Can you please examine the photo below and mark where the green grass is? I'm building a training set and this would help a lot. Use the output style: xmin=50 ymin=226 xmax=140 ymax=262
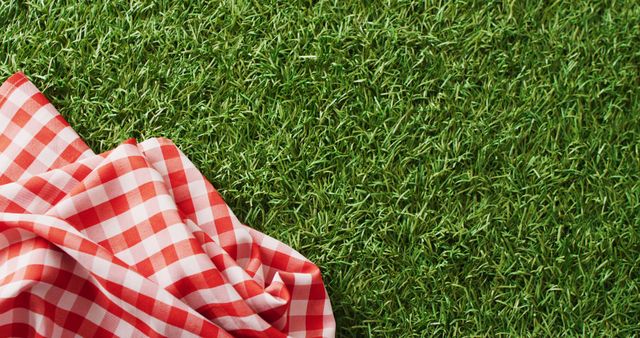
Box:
xmin=2 ymin=1 xmax=639 ymax=336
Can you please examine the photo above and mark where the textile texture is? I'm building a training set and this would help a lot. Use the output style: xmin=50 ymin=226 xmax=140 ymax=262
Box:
xmin=0 ymin=72 xmax=335 ymax=337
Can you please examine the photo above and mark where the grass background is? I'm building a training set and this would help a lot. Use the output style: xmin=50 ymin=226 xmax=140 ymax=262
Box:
xmin=1 ymin=0 xmax=639 ymax=336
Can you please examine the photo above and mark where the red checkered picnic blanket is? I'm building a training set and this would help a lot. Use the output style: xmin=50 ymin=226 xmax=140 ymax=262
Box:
xmin=0 ymin=72 xmax=335 ymax=337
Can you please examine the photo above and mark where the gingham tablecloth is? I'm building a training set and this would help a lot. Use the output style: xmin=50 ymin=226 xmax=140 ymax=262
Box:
xmin=0 ymin=72 xmax=335 ymax=337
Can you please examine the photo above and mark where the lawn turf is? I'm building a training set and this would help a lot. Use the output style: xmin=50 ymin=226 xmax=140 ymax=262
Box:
xmin=1 ymin=0 xmax=639 ymax=336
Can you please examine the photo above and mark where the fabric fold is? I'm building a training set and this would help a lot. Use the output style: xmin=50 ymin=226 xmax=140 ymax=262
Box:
xmin=0 ymin=72 xmax=335 ymax=337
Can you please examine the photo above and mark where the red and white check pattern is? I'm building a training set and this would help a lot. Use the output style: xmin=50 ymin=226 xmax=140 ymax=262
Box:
xmin=0 ymin=72 xmax=335 ymax=337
